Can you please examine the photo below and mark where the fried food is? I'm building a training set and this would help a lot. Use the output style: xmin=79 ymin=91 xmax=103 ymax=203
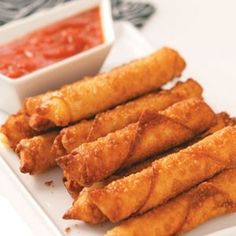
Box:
xmin=65 ymin=126 xmax=236 ymax=223
xmin=57 ymin=98 xmax=215 ymax=186
xmin=105 ymin=168 xmax=236 ymax=236
xmin=64 ymin=144 xmax=155 ymax=200
xmin=14 ymin=79 xmax=202 ymax=175
xmin=62 ymin=112 xmax=236 ymax=200
xmin=201 ymin=112 xmax=236 ymax=136
xmin=0 ymin=111 xmax=39 ymax=149
xmin=52 ymin=79 xmax=202 ymax=156
xmin=24 ymin=47 xmax=186 ymax=131
xmin=63 ymin=173 xmax=84 ymax=199
xmin=16 ymin=131 xmax=59 ymax=174
xmin=63 ymin=155 xmax=153 ymax=222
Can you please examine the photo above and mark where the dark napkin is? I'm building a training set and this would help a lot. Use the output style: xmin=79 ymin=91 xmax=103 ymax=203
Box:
xmin=0 ymin=0 xmax=155 ymax=27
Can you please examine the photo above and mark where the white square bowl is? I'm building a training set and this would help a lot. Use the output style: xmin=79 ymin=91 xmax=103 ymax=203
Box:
xmin=0 ymin=0 xmax=115 ymax=114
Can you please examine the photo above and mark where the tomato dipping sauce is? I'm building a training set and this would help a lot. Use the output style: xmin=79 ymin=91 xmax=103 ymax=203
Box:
xmin=0 ymin=7 xmax=103 ymax=79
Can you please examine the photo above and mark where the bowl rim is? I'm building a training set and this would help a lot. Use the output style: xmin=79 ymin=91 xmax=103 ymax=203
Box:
xmin=0 ymin=0 xmax=115 ymax=84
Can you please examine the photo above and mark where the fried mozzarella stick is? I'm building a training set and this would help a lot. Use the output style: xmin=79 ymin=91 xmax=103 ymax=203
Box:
xmin=0 ymin=111 xmax=39 ymax=149
xmin=66 ymin=126 xmax=236 ymax=223
xmin=105 ymin=168 xmax=236 ymax=236
xmin=64 ymin=154 xmax=155 ymax=222
xmin=63 ymin=112 xmax=236 ymax=201
xmin=52 ymin=79 xmax=202 ymax=155
xmin=0 ymin=90 xmax=58 ymax=148
xmin=16 ymin=79 xmax=202 ymax=175
xmin=57 ymin=98 xmax=215 ymax=186
xmin=202 ymin=112 xmax=236 ymax=136
xmin=24 ymin=47 xmax=186 ymax=131
xmin=16 ymin=131 xmax=59 ymax=174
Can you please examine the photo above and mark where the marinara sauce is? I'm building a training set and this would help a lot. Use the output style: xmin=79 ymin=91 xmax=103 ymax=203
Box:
xmin=0 ymin=7 xmax=103 ymax=79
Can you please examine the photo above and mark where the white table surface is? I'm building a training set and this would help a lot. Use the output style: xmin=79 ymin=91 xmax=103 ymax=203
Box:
xmin=1 ymin=0 xmax=236 ymax=235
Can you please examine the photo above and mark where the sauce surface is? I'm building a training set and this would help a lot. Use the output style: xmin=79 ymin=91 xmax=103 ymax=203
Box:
xmin=0 ymin=7 xmax=103 ymax=79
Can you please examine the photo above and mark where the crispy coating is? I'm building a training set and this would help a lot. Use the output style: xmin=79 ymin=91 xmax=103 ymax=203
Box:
xmin=6 ymin=79 xmax=202 ymax=177
xmin=16 ymin=131 xmax=59 ymax=174
xmin=63 ymin=173 xmax=84 ymax=199
xmin=24 ymin=47 xmax=186 ymax=131
xmin=63 ymin=135 xmax=161 ymax=199
xmin=57 ymin=98 xmax=216 ymax=186
xmin=62 ymin=112 xmax=236 ymax=201
xmin=4 ymin=79 xmax=201 ymax=177
xmin=0 ymin=111 xmax=39 ymax=149
xmin=202 ymin=112 xmax=236 ymax=136
xmin=52 ymin=79 xmax=202 ymax=155
xmin=77 ymin=126 xmax=236 ymax=222
xmin=63 ymin=156 xmax=159 ymax=222
xmin=63 ymin=114 xmax=236 ymax=222
xmin=63 ymin=156 xmax=153 ymax=200
xmin=64 ymin=183 xmax=107 ymax=223
xmin=105 ymin=168 xmax=236 ymax=236
xmin=23 ymin=91 xmax=55 ymax=114
xmin=52 ymin=119 xmax=93 ymax=156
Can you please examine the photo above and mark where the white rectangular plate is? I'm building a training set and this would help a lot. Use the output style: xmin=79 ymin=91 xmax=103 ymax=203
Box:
xmin=0 ymin=22 xmax=235 ymax=236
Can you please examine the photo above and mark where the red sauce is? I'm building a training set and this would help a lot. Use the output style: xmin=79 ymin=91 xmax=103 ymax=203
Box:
xmin=0 ymin=7 xmax=103 ymax=79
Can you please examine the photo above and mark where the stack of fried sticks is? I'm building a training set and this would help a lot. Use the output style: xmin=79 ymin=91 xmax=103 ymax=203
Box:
xmin=1 ymin=47 xmax=236 ymax=236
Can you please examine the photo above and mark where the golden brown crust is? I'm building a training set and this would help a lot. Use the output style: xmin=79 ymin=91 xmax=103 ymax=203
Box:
xmin=63 ymin=175 xmax=84 ymax=199
xmin=82 ymin=126 xmax=236 ymax=222
xmin=203 ymin=112 xmax=236 ymax=135
xmin=105 ymin=169 xmax=236 ymax=236
xmin=0 ymin=111 xmax=40 ymax=149
xmin=57 ymin=98 xmax=215 ymax=186
xmin=63 ymin=187 xmax=107 ymax=224
xmin=55 ymin=79 xmax=203 ymax=198
xmin=52 ymin=79 xmax=202 ymax=155
xmin=52 ymin=119 xmax=93 ymax=156
xmin=63 ymin=113 xmax=236 ymax=221
xmin=5 ymin=80 xmax=202 ymax=180
xmin=59 ymin=112 xmax=235 ymax=200
xmin=63 ymin=147 xmax=156 ymax=200
xmin=16 ymin=131 xmax=59 ymax=174
xmin=23 ymin=91 xmax=54 ymax=116
xmin=25 ymin=47 xmax=186 ymax=131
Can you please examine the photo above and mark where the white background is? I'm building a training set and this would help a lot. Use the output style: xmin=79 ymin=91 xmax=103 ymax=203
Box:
xmin=142 ymin=0 xmax=236 ymax=116
xmin=1 ymin=0 xmax=236 ymax=235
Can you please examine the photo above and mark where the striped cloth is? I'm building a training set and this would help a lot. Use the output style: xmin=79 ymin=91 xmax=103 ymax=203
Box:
xmin=0 ymin=0 xmax=155 ymax=28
